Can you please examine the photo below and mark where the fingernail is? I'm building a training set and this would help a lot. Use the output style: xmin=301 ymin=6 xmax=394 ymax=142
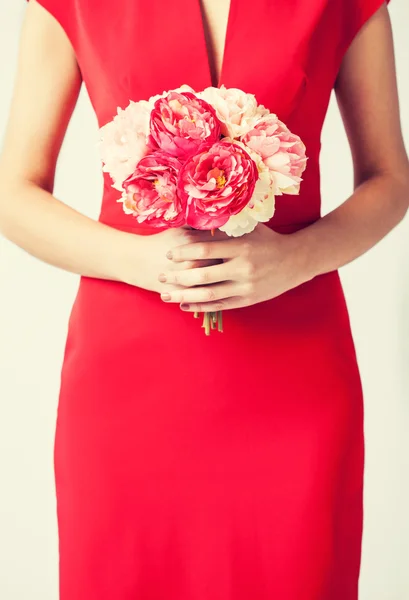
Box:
xmin=166 ymin=251 xmax=173 ymax=260
xmin=158 ymin=273 xmax=167 ymax=283
xmin=180 ymin=303 xmax=190 ymax=311
xmin=161 ymin=293 xmax=171 ymax=301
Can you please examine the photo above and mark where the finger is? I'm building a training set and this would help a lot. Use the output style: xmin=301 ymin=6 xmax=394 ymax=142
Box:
xmin=168 ymin=240 xmax=239 ymax=263
xmin=180 ymin=296 xmax=246 ymax=313
xmin=174 ymin=259 xmax=222 ymax=271
xmin=187 ymin=229 xmax=229 ymax=241
xmin=160 ymin=282 xmax=239 ymax=305
xmin=160 ymin=263 xmax=232 ymax=287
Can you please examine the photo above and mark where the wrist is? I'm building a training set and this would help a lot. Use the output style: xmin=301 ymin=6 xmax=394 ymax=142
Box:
xmin=286 ymin=228 xmax=319 ymax=285
xmin=107 ymin=227 xmax=147 ymax=285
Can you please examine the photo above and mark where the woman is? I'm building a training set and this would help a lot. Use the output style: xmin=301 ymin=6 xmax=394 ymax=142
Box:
xmin=0 ymin=0 xmax=407 ymax=598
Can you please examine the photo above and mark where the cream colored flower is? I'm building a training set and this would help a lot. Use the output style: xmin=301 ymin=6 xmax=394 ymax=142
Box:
xmin=219 ymin=141 xmax=275 ymax=237
xmin=198 ymin=85 xmax=269 ymax=138
xmin=98 ymin=100 xmax=152 ymax=191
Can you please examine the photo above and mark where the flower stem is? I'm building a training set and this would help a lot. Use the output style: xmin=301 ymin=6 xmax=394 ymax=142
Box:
xmin=217 ymin=310 xmax=223 ymax=332
xmin=196 ymin=311 xmax=223 ymax=335
xmin=206 ymin=313 xmax=212 ymax=335
xmin=202 ymin=312 xmax=211 ymax=336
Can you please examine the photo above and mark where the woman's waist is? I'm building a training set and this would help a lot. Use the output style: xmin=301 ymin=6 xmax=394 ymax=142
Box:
xmin=58 ymin=270 xmax=360 ymax=392
xmin=66 ymin=268 xmax=349 ymax=345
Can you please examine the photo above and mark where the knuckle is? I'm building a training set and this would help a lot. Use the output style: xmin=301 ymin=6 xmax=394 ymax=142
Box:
xmin=206 ymin=288 xmax=217 ymax=301
xmin=243 ymin=260 xmax=256 ymax=280
xmin=199 ymin=269 xmax=210 ymax=285
xmin=241 ymin=241 xmax=252 ymax=258
xmin=196 ymin=244 xmax=210 ymax=260
xmin=214 ymin=302 xmax=224 ymax=311
xmin=244 ymin=281 xmax=256 ymax=296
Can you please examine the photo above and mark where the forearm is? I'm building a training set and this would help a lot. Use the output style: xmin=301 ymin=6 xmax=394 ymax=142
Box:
xmin=293 ymin=173 xmax=409 ymax=280
xmin=0 ymin=178 xmax=140 ymax=281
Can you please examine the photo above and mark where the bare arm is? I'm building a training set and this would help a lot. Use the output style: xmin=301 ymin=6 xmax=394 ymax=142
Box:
xmin=0 ymin=1 xmax=148 ymax=282
xmin=156 ymin=3 xmax=409 ymax=314
xmin=292 ymin=3 xmax=409 ymax=278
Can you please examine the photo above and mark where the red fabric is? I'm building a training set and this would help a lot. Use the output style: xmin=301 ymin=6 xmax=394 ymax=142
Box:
xmin=26 ymin=1 xmax=390 ymax=599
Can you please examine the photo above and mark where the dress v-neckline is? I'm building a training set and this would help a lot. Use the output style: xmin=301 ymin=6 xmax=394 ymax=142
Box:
xmin=195 ymin=0 xmax=235 ymax=88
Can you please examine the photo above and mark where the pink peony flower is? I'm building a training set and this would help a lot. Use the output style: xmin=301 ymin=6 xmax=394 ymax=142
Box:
xmin=198 ymin=85 xmax=270 ymax=138
xmin=148 ymin=91 xmax=222 ymax=159
xmin=178 ymin=141 xmax=258 ymax=230
xmin=121 ymin=152 xmax=186 ymax=227
xmin=241 ymin=114 xmax=307 ymax=194
xmin=147 ymin=84 xmax=196 ymax=107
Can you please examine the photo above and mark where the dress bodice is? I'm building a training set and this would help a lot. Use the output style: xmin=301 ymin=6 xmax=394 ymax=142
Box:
xmin=28 ymin=0 xmax=390 ymax=232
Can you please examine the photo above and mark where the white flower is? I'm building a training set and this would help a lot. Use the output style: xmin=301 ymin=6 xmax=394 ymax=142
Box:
xmin=198 ymin=85 xmax=269 ymax=139
xmin=219 ymin=143 xmax=275 ymax=237
xmin=271 ymin=171 xmax=302 ymax=195
xmin=98 ymin=100 xmax=153 ymax=191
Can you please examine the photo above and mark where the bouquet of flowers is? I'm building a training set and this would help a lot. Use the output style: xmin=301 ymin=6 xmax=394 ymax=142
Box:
xmin=99 ymin=85 xmax=307 ymax=335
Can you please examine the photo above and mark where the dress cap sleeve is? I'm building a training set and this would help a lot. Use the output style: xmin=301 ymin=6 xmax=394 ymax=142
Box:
xmin=26 ymin=0 xmax=66 ymax=33
xmin=334 ymin=0 xmax=392 ymax=74
xmin=344 ymin=0 xmax=391 ymax=52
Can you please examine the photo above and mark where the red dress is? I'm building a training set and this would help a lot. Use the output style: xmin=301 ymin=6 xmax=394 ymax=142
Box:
xmin=27 ymin=1 xmax=390 ymax=598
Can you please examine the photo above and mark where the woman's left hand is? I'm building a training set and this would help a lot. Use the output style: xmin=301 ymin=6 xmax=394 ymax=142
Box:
xmin=158 ymin=224 xmax=313 ymax=313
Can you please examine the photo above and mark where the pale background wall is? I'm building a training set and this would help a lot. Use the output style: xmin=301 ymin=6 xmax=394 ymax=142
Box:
xmin=0 ymin=1 xmax=408 ymax=599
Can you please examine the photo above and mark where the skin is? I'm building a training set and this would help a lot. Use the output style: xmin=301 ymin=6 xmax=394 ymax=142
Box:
xmin=161 ymin=1 xmax=409 ymax=313
xmin=0 ymin=1 xmax=408 ymax=314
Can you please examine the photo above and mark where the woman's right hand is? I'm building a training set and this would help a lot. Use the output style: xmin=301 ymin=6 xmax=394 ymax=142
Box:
xmin=117 ymin=226 xmax=225 ymax=294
